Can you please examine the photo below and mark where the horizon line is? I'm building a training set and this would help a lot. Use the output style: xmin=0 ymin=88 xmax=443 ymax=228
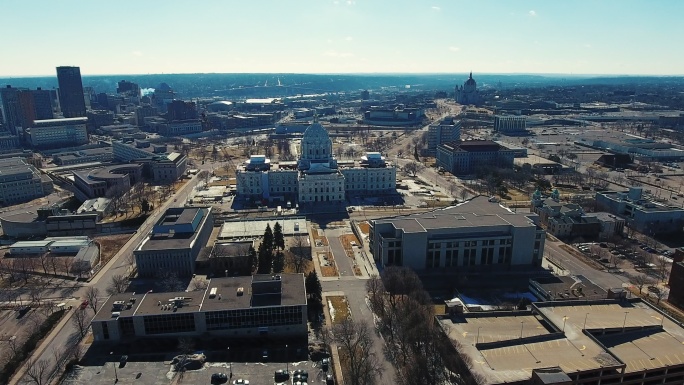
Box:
xmin=1 ymin=71 xmax=684 ymax=79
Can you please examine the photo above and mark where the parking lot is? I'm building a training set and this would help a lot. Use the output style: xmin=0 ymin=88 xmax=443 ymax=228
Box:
xmin=63 ymin=358 xmax=329 ymax=385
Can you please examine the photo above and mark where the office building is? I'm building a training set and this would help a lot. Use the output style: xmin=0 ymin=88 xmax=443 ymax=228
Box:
xmin=56 ymin=66 xmax=87 ymax=118
xmin=668 ymin=260 xmax=684 ymax=310
xmin=112 ymin=139 xmax=187 ymax=182
xmin=455 ymin=72 xmax=481 ymax=106
xmin=167 ymin=100 xmax=198 ymax=121
xmin=370 ymin=196 xmax=545 ymax=270
xmin=73 ymin=164 xmax=142 ymax=199
xmin=91 ymin=273 xmax=306 ymax=342
xmin=438 ymin=299 xmax=684 ymax=385
xmin=0 ymin=85 xmax=21 ymax=135
xmin=427 ymin=117 xmax=461 ymax=155
xmin=0 ymin=157 xmax=53 ymax=205
xmin=52 ymin=146 xmax=113 ymax=166
xmin=236 ymin=121 xmax=396 ymax=206
xmin=134 ymin=207 xmax=214 ymax=277
xmin=531 ymin=189 xmax=625 ymax=239
xmin=595 ymin=187 xmax=684 ymax=235
xmin=158 ymin=119 xmax=203 ymax=136
xmin=116 ymin=80 xmax=141 ymax=99
xmin=494 ymin=115 xmax=527 ymax=133
xmin=27 ymin=117 xmax=88 ymax=149
xmin=436 ymin=140 xmax=516 ymax=175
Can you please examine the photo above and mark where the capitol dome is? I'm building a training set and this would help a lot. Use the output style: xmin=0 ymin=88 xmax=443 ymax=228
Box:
xmin=300 ymin=121 xmax=332 ymax=163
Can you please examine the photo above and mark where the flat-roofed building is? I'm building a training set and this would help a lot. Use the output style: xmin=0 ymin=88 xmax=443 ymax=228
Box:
xmin=90 ymin=274 xmax=306 ymax=341
xmin=112 ymin=139 xmax=187 ymax=182
xmin=438 ymin=299 xmax=684 ymax=385
xmin=596 ymin=187 xmax=684 ymax=235
xmin=0 ymin=157 xmax=53 ymax=205
xmin=52 ymin=146 xmax=113 ymax=166
xmin=436 ymin=140 xmax=516 ymax=175
xmin=427 ymin=117 xmax=461 ymax=154
xmin=134 ymin=207 xmax=214 ymax=277
xmin=370 ymin=196 xmax=545 ymax=271
xmin=73 ymin=163 xmax=142 ymax=199
xmin=494 ymin=114 xmax=527 ymax=133
xmin=27 ymin=117 xmax=88 ymax=149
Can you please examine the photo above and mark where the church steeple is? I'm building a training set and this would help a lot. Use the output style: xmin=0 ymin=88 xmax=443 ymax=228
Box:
xmin=469 ymin=71 xmax=472 ymax=79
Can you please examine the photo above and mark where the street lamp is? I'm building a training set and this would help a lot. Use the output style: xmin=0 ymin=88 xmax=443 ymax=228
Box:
xmin=227 ymin=347 xmax=232 ymax=378
xmin=563 ymin=316 xmax=568 ymax=333
xmin=285 ymin=344 xmax=289 ymax=372
xmin=584 ymin=313 xmax=589 ymax=330
xmin=623 ymin=312 xmax=629 ymax=331
xmin=110 ymin=351 xmax=118 ymax=383
xmin=520 ymin=321 xmax=524 ymax=339
xmin=476 ymin=327 xmax=482 ymax=345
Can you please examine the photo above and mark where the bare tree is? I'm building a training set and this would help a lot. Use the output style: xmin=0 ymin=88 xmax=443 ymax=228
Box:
xmin=157 ymin=271 xmax=184 ymax=292
xmin=85 ymin=286 xmax=101 ymax=313
xmin=402 ymin=161 xmax=424 ymax=177
xmin=653 ymin=287 xmax=666 ymax=304
xmin=289 ymin=235 xmax=310 ymax=274
xmin=39 ymin=253 xmax=50 ymax=274
xmin=72 ymin=308 xmax=89 ymax=338
xmin=106 ymin=274 xmax=128 ymax=295
xmin=459 ymin=188 xmax=469 ymax=202
xmin=656 ymin=255 xmax=670 ymax=282
xmin=630 ymin=274 xmax=651 ymax=294
xmin=25 ymin=358 xmax=51 ymax=385
xmin=327 ymin=318 xmax=384 ymax=385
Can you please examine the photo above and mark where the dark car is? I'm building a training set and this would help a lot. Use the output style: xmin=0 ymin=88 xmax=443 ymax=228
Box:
xmin=274 ymin=369 xmax=289 ymax=382
xmin=211 ymin=373 xmax=228 ymax=384
xmin=16 ymin=306 xmax=31 ymax=318
xmin=293 ymin=369 xmax=309 ymax=382
xmin=326 ymin=374 xmax=335 ymax=385
xmin=321 ymin=357 xmax=330 ymax=372
xmin=119 ymin=355 xmax=128 ymax=365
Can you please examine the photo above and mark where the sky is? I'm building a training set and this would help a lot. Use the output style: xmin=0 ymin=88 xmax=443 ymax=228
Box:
xmin=1 ymin=0 xmax=683 ymax=77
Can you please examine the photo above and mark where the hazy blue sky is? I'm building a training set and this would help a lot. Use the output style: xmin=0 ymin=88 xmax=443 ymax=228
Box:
xmin=2 ymin=0 xmax=682 ymax=76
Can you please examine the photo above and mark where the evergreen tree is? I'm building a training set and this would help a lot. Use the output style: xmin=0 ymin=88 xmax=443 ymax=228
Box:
xmin=248 ymin=245 xmax=257 ymax=273
xmin=273 ymin=222 xmax=285 ymax=251
xmin=305 ymin=271 xmax=323 ymax=316
xmin=256 ymin=243 xmax=273 ymax=274
xmin=262 ymin=224 xmax=274 ymax=254
xmin=273 ymin=251 xmax=285 ymax=273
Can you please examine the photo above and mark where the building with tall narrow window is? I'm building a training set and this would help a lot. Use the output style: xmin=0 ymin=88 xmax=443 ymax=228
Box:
xmin=90 ymin=273 xmax=307 ymax=342
xmin=56 ymin=66 xmax=87 ymax=118
xmin=370 ymin=196 xmax=545 ymax=271
xmin=236 ymin=120 xmax=396 ymax=207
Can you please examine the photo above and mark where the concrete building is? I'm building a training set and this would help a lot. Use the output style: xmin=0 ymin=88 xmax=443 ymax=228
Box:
xmin=27 ymin=117 xmax=88 ymax=149
xmin=668 ymin=260 xmax=684 ymax=310
xmin=438 ymin=299 xmax=684 ymax=385
xmin=591 ymin=138 xmax=684 ymax=161
xmin=494 ymin=115 xmax=527 ymax=133
xmin=56 ymin=66 xmax=86 ymax=118
xmin=158 ymin=119 xmax=203 ymax=136
xmin=0 ymin=157 xmax=53 ymax=205
xmin=436 ymin=140 xmax=516 ymax=175
xmin=531 ymin=189 xmax=625 ymax=239
xmin=236 ymin=121 xmax=396 ymax=207
xmin=73 ymin=164 xmax=143 ymax=199
xmin=427 ymin=117 xmax=461 ymax=155
xmin=90 ymin=274 xmax=306 ymax=342
xmin=134 ymin=207 xmax=214 ymax=277
xmin=52 ymin=146 xmax=113 ymax=166
xmin=595 ymin=187 xmax=684 ymax=235
xmin=370 ymin=196 xmax=545 ymax=271
xmin=112 ymin=139 xmax=187 ymax=182
xmin=455 ymin=72 xmax=481 ymax=106
xmin=0 ymin=85 xmax=22 ymax=135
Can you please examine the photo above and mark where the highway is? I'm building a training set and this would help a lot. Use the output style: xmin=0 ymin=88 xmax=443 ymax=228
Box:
xmin=9 ymin=174 xmax=201 ymax=385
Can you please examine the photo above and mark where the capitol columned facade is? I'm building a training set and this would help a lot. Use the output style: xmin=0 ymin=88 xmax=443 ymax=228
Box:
xmin=236 ymin=121 xmax=396 ymax=206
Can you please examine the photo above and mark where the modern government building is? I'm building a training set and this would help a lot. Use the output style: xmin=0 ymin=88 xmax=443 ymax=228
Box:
xmin=236 ymin=120 xmax=396 ymax=207
xmin=91 ymin=274 xmax=307 ymax=341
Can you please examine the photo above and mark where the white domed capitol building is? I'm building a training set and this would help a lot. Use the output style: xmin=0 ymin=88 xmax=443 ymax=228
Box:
xmin=236 ymin=120 xmax=397 ymax=209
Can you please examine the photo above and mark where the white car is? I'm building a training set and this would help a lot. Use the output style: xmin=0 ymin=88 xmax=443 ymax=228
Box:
xmin=233 ymin=380 xmax=249 ymax=385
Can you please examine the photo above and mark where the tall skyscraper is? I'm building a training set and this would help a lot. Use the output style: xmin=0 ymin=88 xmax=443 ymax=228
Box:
xmin=56 ymin=66 xmax=86 ymax=118
xmin=0 ymin=85 xmax=21 ymax=135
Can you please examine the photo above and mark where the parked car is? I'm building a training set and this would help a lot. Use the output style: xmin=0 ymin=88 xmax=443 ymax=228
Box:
xmin=274 ymin=370 xmax=289 ymax=382
xmin=232 ymin=379 xmax=249 ymax=385
xmin=120 ymin=355 xmax=128 ymax=365
xmin=326 ymin=374 xmax=335 ymax=385
xmin=321 ymin=357 xmax=330 ymax=372
xmin=293 ymin=370 xmax=309 ymax=382
xmin=211 ymin=373 xmax=228 ymax=384
xmin=80 ymin=300 xmax=89 ymax=310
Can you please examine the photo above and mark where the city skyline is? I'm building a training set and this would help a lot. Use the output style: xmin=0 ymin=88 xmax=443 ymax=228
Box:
xmin=1 ymin=0 xmax=683 ymax=77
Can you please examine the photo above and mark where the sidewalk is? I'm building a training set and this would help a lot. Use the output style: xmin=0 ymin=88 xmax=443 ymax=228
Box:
xmin=321 ymin=292 xmax=345 ymax=385
xmin=9 ymin=306 xmax=75 ymax=385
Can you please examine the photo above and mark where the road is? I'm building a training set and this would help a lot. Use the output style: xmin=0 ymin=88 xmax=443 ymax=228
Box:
xmin=10 ymin=175 xmax=201 ymax=385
